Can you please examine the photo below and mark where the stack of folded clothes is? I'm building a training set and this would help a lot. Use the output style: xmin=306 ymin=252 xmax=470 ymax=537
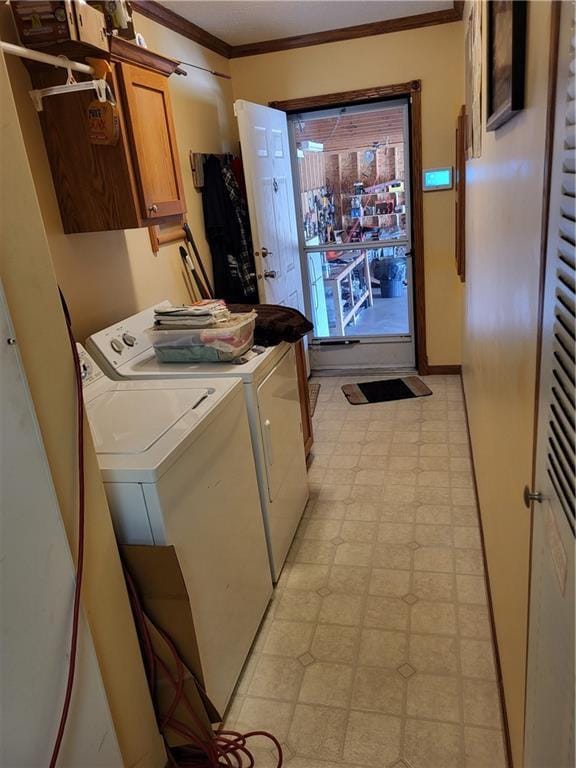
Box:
xmin=153 ymin=300 xmax=230 ymax=329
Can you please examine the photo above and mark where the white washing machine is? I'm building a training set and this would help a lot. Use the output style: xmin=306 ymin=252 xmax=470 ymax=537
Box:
xmin=78 ymin=346 xmax=272 ymax=715
xmin=86 ymin=304 xmax=309 ymax=581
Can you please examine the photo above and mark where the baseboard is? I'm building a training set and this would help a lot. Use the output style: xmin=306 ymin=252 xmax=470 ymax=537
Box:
xmin=461 ymin=378 xmax=515 ymax=768
xmin=425 ymin=364 xmax=462 ymax=375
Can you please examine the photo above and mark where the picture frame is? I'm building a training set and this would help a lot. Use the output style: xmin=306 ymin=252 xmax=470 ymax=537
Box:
xmin=486 ymin=0 xmax=527 ymax=131
xmin=464 ymin=0 xmax=482 ymax=158
xmin=455 ymin=105 xmax=467 ymax=282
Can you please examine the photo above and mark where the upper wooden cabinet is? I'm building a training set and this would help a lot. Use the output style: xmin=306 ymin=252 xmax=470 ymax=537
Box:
xmin=118 ymin=63 xmax=184 ymax=221
xmin=28 ymin=40 xmax=186 ymax=234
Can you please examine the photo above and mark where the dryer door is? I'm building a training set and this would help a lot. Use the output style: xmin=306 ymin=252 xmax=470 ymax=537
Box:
xmin=257 ymin=346 xmax=303 ymax=502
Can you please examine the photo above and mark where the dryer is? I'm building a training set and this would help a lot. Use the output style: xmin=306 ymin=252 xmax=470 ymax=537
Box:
xmin=86 ymin=304 xmax=309 ymax=581
xmin=78 ymin=347 xmax=272 ymax=715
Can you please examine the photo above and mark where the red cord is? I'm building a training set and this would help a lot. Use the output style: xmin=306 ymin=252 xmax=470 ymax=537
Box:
xmin=122 ymin=563 xmax=283 ymax=768
xmin=49 ymin=323 xmax=86 ymax=768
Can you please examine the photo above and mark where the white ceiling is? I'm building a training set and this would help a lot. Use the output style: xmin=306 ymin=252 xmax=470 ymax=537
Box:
xmin=160 ymin=1 xmax=454 ymax=46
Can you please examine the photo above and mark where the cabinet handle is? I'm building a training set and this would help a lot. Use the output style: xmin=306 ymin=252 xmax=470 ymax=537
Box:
xmin=148 ymin=204 xmax=159 ymax=214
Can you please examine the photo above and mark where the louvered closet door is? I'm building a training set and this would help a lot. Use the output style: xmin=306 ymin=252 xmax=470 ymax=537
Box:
xmin=524 ymin=5 xmax=575 ymax=767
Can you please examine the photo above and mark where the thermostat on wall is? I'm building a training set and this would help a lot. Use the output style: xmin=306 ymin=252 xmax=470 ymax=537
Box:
xmin=422 ymin=167 xmax=453 ymax=191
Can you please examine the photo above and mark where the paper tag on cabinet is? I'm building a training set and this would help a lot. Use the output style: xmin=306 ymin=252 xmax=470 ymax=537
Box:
xmin=87 ymin=100 xmax=119 ymax=145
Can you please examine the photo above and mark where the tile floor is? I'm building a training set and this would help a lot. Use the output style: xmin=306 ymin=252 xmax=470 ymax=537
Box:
xmin=224 ymin=374 xmax=507 ymax=768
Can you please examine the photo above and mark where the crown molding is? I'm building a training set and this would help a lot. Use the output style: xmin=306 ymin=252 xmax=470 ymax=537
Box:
xmin=132 ymin=2 xmax=463 ymax=61
xmin=131 ymin=1 xmax=231 ymax=58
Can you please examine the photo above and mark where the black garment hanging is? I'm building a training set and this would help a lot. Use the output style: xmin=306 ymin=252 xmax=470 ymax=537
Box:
xmin=201 ymin=155 xmax=256 ymax=303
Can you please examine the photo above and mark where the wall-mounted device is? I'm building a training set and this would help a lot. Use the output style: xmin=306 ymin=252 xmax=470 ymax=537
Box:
xmin=422 ymin=167 xmax=453 ymax=191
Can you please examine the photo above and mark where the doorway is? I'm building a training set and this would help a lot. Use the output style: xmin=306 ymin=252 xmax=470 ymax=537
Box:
xmin=287 ymin=95 xmax=418 ymax=371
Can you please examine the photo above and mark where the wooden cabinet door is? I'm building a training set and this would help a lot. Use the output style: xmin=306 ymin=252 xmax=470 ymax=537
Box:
xmin=119 ymin=63 xmax=185 ymax=221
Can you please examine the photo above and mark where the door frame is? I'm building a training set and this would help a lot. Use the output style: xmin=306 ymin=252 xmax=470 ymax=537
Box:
xmin=270 ymin=80 xmax=428 ymax=375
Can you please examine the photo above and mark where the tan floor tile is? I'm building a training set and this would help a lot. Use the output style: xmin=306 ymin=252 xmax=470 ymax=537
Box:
xmin=455 ymin=549 xmax=484 ymax=575
xmin=460 ymin=639 xmax=496 ymax=680
xmin=451 ymin=487 xmax=477 ymax=506
xmin=372 ymin=542 xmax=413 ymax=569
xmin=369 ymin=568 xmax=411 ymax=597
xmin=414 ymin=546 xmax=454 ymax=573
xmin=407 ymin=674 xmax=461 ymax=722
xmin=452 ymin=507 xmax=480 ymax=526
xmin=383 ymin=485 xmax=417 ymax=503
xmin=379 ymin=502 xmax=417 ymax=523
xmin=450 ymin=457 xmax=472 ymax=472
xmin=418 ymin=471 xmax=451 ymax=487
xmin=319 ymin=592 xmax=363 ymax=626
xmin=344 ymin=502 xmax=380 ymax=522
xmin=456 ymin=575 xmax=488 ymax=605
xmin=454 ymin=526 xmax=481 ymax=549
xmin=314 ymin=484 xmax=352 ymax=502
xmin=288 ymin=703 xmax=347 ymax=760
xmin=420 ymin=444 xmax=450 ymax=457
xmin=362 ymin=439 xmax=392 ymax=455
xmin=451 ymin=471 xmax=474 ymax=489
xmin=300 ymin=519 xmax=342 ymax=541
xmin=274 ymin=590 xmax=322 ymax=622
xmin=419 ymin=456 xmax=451 ymax=471
xmin=389 ymin=443 xmax=420 ymax=457
xmin=415 ymin=524 xmax=453 ymax=546
xmin=328 ymin=453 xmax=361 ymax=469
xmin=236 ymin=651 xmax=260 ymax=695
xmin=334 ymin=541 xmax=373 ymax=566
xmin=294 ymin=539 xmax=337 ymax=565
xmin=344 ymin=711 xmax=402 ymax=766
xmin=415 ymin=504 xmax=452 ymax=525
xmin=285 ymin=563 xmax=330 ymax=591
xmin=358 ymin=628 xmax=407 ymax=668
xmin=308 ymin=501 xmax=347 ymax=520
xmin=412 ymin=572 xmax=455 ymax=601
xmin=352 ymin=666 xmax=404 ymax=715
xmin=404 ymin=718 xmax=463 ymax=768
xmin=463 ymin=679 xmax=502 ymax=728
xmin=458 ymin=605 xmax=492 ymax=639
xmin=389 ymin=455 xmax=419 ymax=471
xmin=409 ymin=633 xmax=459 ymax=674
xmin=328 ymin=564 xmax=370 ymax=595
xmin=311 ymin=623 xmax=360 ymax=663
xmin=464 ymin=726 xmax=506 ymax=767
xmin=235 ymin=696 xmax=293 ymax=748
xmin=263 ymin=620 xmax=314 ymax=657
xmin=299 ymin=661 xmax=354 ymax=707
xmin=353 ymin=485 xmax=385 ymax=502
xmin=340 ymin=520 xmax=378 ymax=542
xmin=411 ymin=601 xmax=457 ymax=635
xmin=248 ymin=656 xmax=303 ymax=701
xmin=324 ymin=468 xmax=356 ymax=485
xmin=355 ymin=469 xmax=387 ymax=486
xmin=378 ymin=522 xmax=415 ymax=544
xmin=365 ymin=595 xmax=409 ymax=630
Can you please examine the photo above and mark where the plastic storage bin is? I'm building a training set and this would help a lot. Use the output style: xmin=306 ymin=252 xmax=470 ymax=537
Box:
xmin=147 ymin=312 xmax=256 ymax=363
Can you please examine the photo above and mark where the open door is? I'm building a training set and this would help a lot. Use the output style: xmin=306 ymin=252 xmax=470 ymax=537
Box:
xmin=234 ymin=100 xmax=305 ymax=314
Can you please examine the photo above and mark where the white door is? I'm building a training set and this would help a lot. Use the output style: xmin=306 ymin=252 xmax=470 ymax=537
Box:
xmin=524 ymin=5 xmax=575 ymax=766
xmin=235 ymin=100 xmax=305 ymax=313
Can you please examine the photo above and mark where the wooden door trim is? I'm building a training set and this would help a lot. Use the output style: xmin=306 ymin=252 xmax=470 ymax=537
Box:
xmin=271 ymin=80 xmax=429 ymax=376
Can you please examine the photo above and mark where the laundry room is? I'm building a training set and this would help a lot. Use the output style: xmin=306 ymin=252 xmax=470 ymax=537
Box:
xmin=2 ymin=2 xmax=572 ymax=768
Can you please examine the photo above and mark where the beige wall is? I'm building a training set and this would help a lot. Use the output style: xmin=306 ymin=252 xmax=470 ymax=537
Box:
xmin=0 ymin=51 xmax=165 ymax=768
xmin=1 ymin=8 xmax=237 ymax=341
xmin=230 ymin=22 xmax=465 ymax=366
xmin=462 ymin=2 xmax=553 ymax=764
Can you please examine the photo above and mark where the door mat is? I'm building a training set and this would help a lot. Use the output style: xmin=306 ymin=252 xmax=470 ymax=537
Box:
xmin=342 ymin=376 xmax=432 ymax=405
xmin=309 ymin=383 xmax=321 ymax=416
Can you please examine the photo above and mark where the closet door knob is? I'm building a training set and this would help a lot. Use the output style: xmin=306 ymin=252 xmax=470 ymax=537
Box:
xmin=260 ymin=247 xmax=272 ymax=258
xmin=148 ymin=204 xmax=159 ymax=214
xmin=264 ymin=270 xmax=277 ymax=279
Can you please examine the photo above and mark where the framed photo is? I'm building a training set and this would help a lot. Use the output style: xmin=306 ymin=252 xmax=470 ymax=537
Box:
xmin=455 ymin=105 xmax=466 ymax=282
xmin=486 ymin=0 xmax=527 ymax=131
xmin=464 ymin=0 xmax=482 ymax=158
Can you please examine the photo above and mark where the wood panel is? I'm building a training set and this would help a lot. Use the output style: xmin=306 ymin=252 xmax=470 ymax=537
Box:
xmin=294 ymin=340 xmax=313 ymax=458
xmin=230 ymin=7 xmax=462 ymax=58
xmin=118 ymin=63 xmax=186 ymax=220
xmin=455 ymin=105 xmax=466 ymax=282
xmin=271 ymin=82 xmax=420 ymax=113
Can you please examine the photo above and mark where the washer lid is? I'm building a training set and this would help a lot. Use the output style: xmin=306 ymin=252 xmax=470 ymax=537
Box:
xmin=87 ymin=388 xmax=208 ymax=454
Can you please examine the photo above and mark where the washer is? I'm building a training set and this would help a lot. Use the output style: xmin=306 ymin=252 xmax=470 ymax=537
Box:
xmin=86 ymin=303 xmax=309 ymax=581
xmin=78 ymin=346 xmax=272 ymax=715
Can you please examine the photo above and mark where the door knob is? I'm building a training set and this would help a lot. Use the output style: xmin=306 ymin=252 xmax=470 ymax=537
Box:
xmin=523 ymin=486 xmax=544 ymax=508
xmin=260 ymin=247 xmax=272 ymax=258
xmin=264 ymin=270 xmax=277 ymax=279
xmin=148 ymin=204 xmax=158 ymax=214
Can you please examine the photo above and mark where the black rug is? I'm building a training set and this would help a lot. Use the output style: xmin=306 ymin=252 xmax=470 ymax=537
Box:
xmin=342 ymin=376 xmax=432 ymax=405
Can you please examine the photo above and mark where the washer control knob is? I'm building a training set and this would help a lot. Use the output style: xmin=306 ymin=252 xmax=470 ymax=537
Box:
xmin=110 ymin=338 xmax=123 ymax=354
xmin=122 ymin=333 xmax=136 ymax=347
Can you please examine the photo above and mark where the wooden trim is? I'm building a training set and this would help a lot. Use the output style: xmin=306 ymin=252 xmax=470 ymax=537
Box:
xmin=229 ymin=8 xmax=462 ymax=58
xmin=453 ymin=0 xmax=465 ymax=20
xmin=131 ymin=0 xmax=231 ymax=58
xmin=294 ymin=340 xmax=314 ymax=458
xmin=523 ymin=0 xmax=562 ymax=745
xmin=461 ymin=379 xmax=514 ymax=768
xmin=108 ymin=35 xmax=182 ymax=76
xmin=426 ymin=365 xmax=462 ymax=375
xmin=270 ymin=81 xmax=420 ymax=113
xmin=455 ymin=105 xmax=467 ymax=281
xmin=271 ymin=81 xmax=429 ymax=376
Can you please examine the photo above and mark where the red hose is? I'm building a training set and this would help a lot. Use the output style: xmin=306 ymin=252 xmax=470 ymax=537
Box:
xmin=49 ymin=322 xmax=86 ymax=768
